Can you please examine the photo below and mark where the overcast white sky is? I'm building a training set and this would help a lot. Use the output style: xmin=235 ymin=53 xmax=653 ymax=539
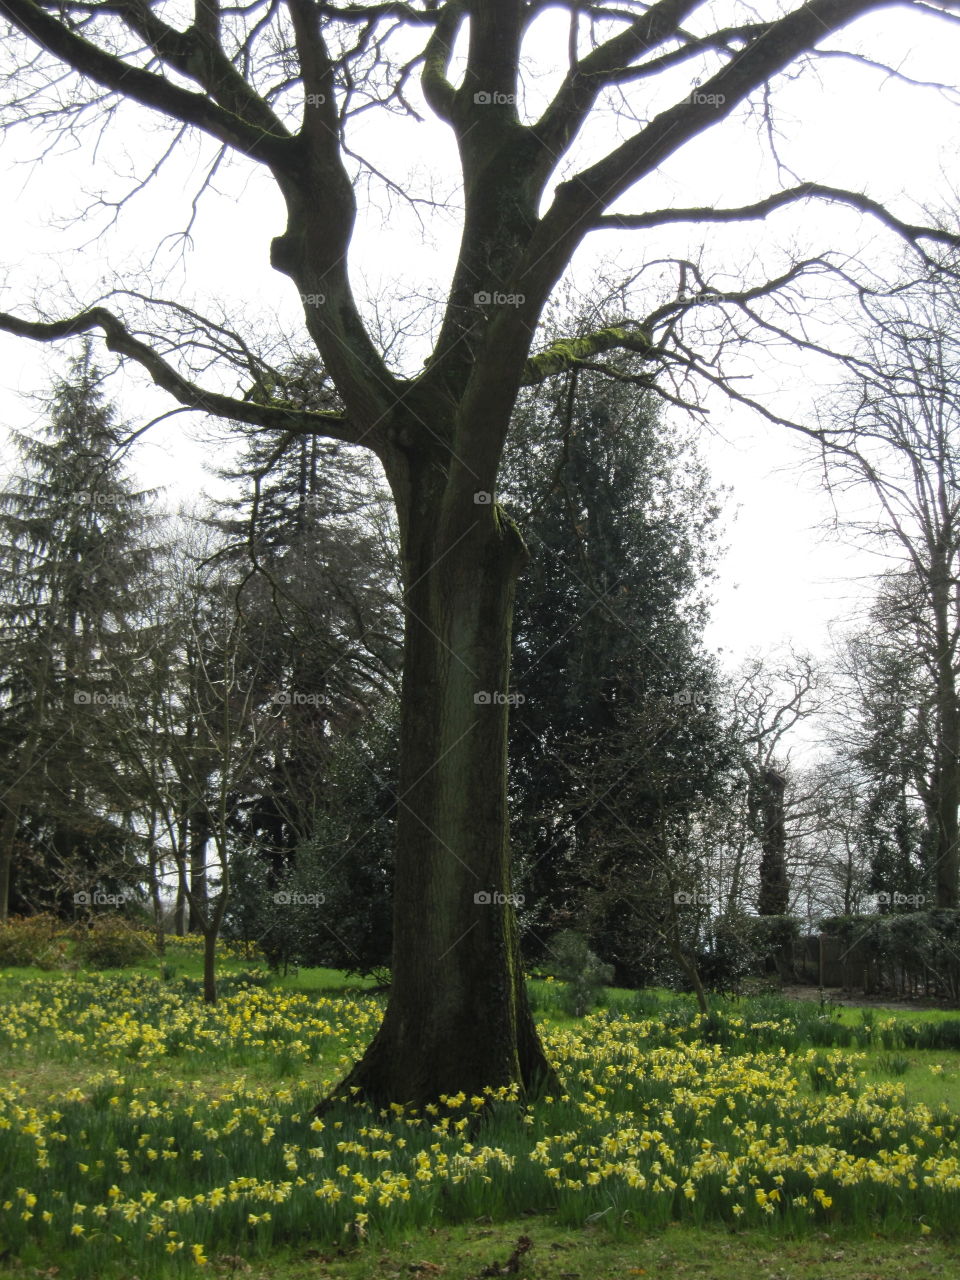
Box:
xmin=2 ymin=3 xmax=959 ymax=697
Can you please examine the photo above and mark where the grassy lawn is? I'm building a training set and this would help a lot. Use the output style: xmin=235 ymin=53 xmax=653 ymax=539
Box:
xmin=2 ymin=951 xmax=960 ymax=1278
xmin=3 ymin=1219 xmax=960 ymax=1279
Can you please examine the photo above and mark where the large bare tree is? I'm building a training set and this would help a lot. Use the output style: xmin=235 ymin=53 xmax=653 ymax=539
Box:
xmin=818 ymin=267 xmax=960 ymax=907
xmin=1 ymin=0 xmax=959 ymax=1105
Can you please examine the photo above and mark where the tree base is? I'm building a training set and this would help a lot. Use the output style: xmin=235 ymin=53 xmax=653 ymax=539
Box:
xmin=313 ymin=998 xmax=560 ymax=1115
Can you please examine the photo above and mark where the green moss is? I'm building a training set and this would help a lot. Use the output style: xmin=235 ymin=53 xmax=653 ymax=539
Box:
xmin=523 ymin=326 xmax=652 ymax=384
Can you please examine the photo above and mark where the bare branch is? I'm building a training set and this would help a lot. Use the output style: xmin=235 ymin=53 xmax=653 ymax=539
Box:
xmin=0 ymin=0 xmax=292 ymax=163
xmin=0 ymin=306 xmax=362 ymax=444
xmin=593 ymin=184 xmax=960 ymax=256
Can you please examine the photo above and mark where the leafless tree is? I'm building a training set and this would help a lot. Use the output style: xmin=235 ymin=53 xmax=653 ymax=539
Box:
xmin=0 ymin=0 xmax=959 ymax=1103
xmin=817 ymin=263 xmax=960 ymax=905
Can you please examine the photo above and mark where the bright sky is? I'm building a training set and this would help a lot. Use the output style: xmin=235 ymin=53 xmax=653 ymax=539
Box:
xmin=2 ymin=2 xmax=959 ymax=696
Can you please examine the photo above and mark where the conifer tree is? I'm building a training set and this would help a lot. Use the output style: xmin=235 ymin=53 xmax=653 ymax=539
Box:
xmin=0 ymin=345 xmax=158 ymax=919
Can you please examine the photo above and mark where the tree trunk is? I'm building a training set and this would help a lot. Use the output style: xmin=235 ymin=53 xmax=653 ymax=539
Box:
xmin=173 ymin=815 xmax=188 ymax=936
xmin=318 ymin=503 xmax=555 ymax=1108
xmin=0 ymin=653 xmax=53 ymax=922
xmin=146 ymin=816 xmax=165 ymax=956
xmin=933 ymin=585 xmax=960 ymax=908
xmin=203 ymin=928 xmax=217 ymax=1003
xmin=188 ymin=807 xmax=210 ymax=932
xmin=0 ymin=806 xmax=18 ymax=924
xmin=750 ymin=767 xmax=790 ymax=915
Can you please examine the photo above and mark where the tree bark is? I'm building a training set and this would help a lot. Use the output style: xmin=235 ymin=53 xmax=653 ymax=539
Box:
xmin=749 ymin=767 xmax=790 ymax=916
xmin=932 ymin=561 xmax=959 ymax=908
xmin=146 ymin=813 xmax=165 ymax=956
xmin=203 ymin=927 xmax=217 ymax=1003
xmin=0 ymin=649 xmax=54 ymax=922
xmin=318 ymin=499 xmax=556 ymax=1109
xmin=0 ymin=806 xmax=19 ymax=925
xmin=188 ymin=806 xmax=210 ymax=932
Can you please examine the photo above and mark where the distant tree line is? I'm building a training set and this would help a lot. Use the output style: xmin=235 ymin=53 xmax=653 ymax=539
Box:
xmin=4 ymin=261 xmax=960 ymax=1004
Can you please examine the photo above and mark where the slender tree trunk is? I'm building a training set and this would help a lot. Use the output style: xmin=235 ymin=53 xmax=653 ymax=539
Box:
xmin=203 ymin=927 xmax=217 ymax=1003
xmin=146 ymin=812 xmax=165 ymax=955
xmin=174 ymin=824 xmax=189 ymax=936
xmin=0 ymin=805 xmax=19 ymax=924
xmin=188 ymin=807 xmax=210 ymax=932
xmin=319 ymin=503 xmax=555 ymax=1108
xmin=932 ymin=577 xmax=960 ymax=907
xmin=0 ymin=650 xmax=54 ymax=922
xmin=173 ymin=822 xmax=188 ymax=936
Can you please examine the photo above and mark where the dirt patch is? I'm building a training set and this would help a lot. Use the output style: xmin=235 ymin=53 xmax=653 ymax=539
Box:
xmin=780 ymin=984 xmax=955 ymax=1012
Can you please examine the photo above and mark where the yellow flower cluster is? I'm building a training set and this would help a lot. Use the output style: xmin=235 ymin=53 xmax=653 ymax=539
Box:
xmin=1 ymin=977 xmax=959 ymax=1274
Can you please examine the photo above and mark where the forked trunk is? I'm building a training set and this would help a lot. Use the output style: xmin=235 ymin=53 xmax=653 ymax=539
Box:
xmin=319 ymin=500 xmax=555 ymax=1108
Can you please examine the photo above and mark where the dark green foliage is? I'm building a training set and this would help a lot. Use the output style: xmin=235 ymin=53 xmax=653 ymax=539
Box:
xmin=820 ymin=909 xmax=960 ymax=1001
xmin=74 ymin=917 xmax=156 ymax=969
xmin=223 ymin=701 xmax=397 ymax=978
xmin=500 ymin=356 xmax=728 ymax=974
xmin=547 ymin=928 xmax=614 ymax=1017
xmin=0 ymin=344 xmax=160 ymax=918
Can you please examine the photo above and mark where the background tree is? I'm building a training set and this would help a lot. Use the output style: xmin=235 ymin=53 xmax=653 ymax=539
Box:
xmin=828 ymin=574 xmax=936 ymax=908
xmin=499 ymin=343 xmax=726 ymax=975
xmin=818 ymin=263 xmax=960 ymax=906
xmin=0 ymin=346 xmax=158 ymax=920
xmin=730 ymin=649 xmax=824 ymax=917
xmin=209 ymin=405 xmax=401 ymax=870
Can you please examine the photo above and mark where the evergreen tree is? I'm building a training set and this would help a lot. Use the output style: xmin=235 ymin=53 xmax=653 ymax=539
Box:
xmin=208 ymin=372 xmax=402 ymax=866
xmin=499 ymin=357 xmax=728 ymax=975
xmin=0 ymin=345 xmax=158 ymax=919
xmin=839 ymin=575 xmax=934 ymax=907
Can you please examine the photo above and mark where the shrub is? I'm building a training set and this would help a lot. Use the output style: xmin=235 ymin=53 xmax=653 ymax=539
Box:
xmin=0 ymin=915 xmax=68 ymax=968
xmin=74 ymin=918 xmax=154 ymax=969
xmin=548 ymin=929 xmax=614 ymax=1017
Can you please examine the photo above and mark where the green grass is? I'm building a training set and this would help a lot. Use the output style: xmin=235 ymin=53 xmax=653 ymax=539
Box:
xmin=3 ymin=1218 xmax=957 ymax=1280
xmin=4 ymin=958 xmax=960 ymax=1277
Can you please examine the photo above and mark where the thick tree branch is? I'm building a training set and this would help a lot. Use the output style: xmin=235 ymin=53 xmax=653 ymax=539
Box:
xmin=315 ymin=0 xmax=437 ymax=20
xmin=521 ymin=324 xmax=654 ymax=385
xmin=527 ymin=0 xmax=911 ymax=289
xmin=0 ymin=307 xmax=362 ymax=444
xmin=116 ymin=1 xmax=288 ymax=143
xmin=420 ymin=0 xmax=462 ymax=121
xmin=532 ymin=1 xmax=731 ymax=163
xmin=0 ymin=0 xmax=290 ymax=162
